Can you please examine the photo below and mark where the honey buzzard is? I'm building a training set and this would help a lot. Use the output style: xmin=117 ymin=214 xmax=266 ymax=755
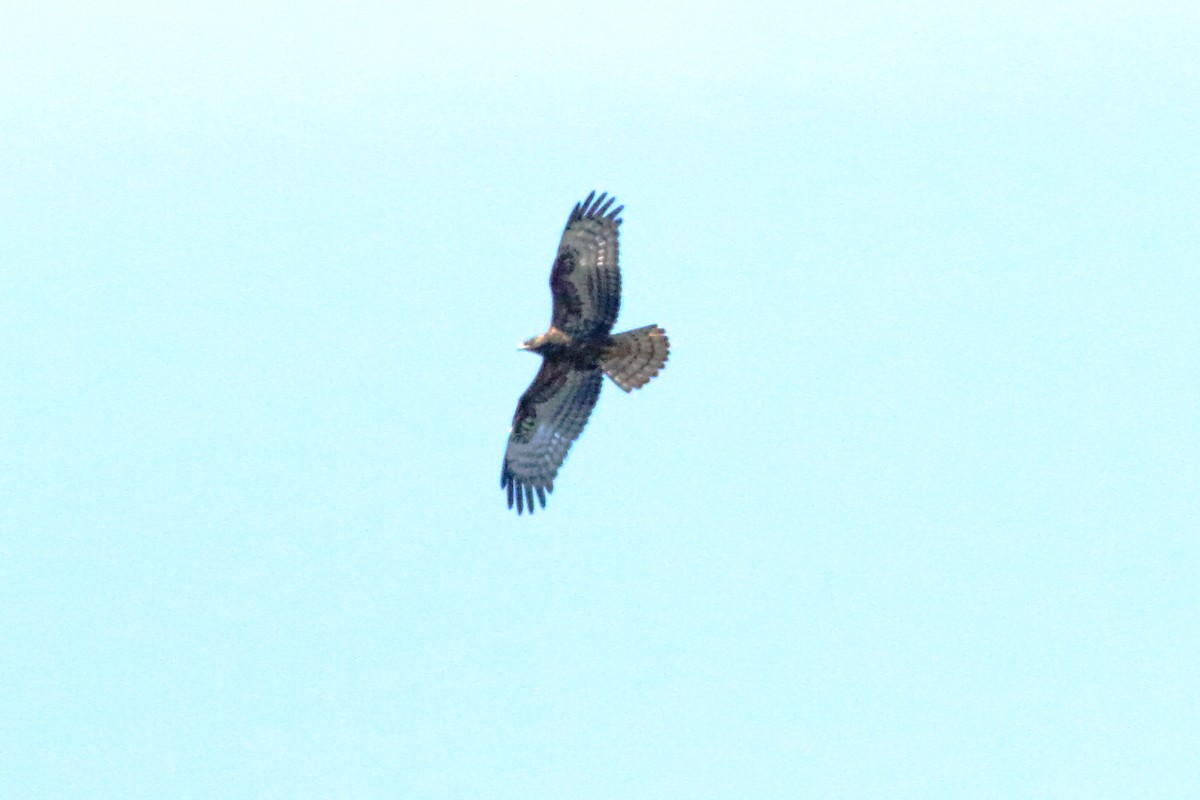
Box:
xmin=500 ymin=192 xmax=669 ymax=514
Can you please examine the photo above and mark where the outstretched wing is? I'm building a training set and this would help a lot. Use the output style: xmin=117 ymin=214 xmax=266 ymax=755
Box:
xmin=550 ymin=191 xmax=623 ymax=337
xmin=501 ymin=359 xmax=603 ymax=514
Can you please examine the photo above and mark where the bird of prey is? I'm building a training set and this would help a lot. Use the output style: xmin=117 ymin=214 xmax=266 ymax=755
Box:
xmin=500 ymin=191 xmax=669 ymax=514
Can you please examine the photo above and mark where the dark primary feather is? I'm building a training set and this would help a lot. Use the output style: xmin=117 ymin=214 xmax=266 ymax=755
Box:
xmin=550 ymin=191 xmax=623 ymax=337
xmin=500 ymin=361 xmax=603 ymax=515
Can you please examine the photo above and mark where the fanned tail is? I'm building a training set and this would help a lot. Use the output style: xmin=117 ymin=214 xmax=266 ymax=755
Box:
xmin=601 ymin=325 xmax=669 ymax=392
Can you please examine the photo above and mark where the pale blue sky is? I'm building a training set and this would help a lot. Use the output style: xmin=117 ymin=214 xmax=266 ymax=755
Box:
xmin=3 ymin=2 xmax=1198 ymax=797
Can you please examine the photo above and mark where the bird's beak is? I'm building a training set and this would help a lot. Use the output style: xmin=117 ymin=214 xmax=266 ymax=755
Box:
xmin=517 ymin=341 xmax=529 ymax=350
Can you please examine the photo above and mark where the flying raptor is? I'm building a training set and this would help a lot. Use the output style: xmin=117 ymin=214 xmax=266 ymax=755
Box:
xmin=500 ymin=191 xmax=669 ymax=514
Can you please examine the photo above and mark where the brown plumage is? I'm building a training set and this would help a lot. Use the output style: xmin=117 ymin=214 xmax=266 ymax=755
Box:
xmin=500 ymin=192 xmax=669 ymax=514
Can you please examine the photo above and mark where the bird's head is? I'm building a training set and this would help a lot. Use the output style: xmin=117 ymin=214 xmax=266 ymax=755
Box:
xmin=519 ymin=329 xmax=568 ymax=353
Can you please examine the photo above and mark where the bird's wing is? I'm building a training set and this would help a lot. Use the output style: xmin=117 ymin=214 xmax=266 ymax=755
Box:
xmin=549 ymin=191 xmax=623 ymax=337
xmin=501 ymin=359 xmax=603 ymax=514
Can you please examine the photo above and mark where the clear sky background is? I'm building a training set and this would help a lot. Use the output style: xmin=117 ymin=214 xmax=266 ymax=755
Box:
xmin=3 ymin=2 xmax=1198 ymax=797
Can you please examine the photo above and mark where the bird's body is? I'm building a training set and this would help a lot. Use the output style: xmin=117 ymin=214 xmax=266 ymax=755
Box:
xmin=501 ymin=192 xmax=669 ymax=514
